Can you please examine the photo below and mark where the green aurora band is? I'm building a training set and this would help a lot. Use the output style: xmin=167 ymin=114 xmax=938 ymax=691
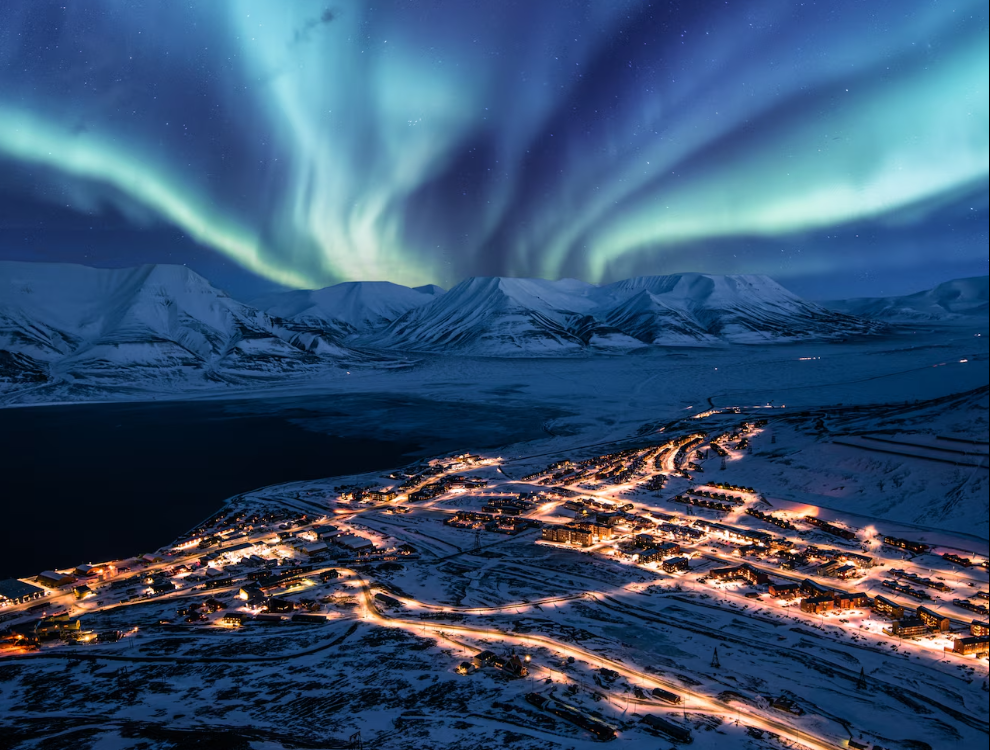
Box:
xmin=0 ymin=0 xmax=986 ymax=289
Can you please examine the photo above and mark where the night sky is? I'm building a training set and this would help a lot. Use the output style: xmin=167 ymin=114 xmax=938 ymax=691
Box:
xmin=0 ymin=0 xmax=986 ymax=300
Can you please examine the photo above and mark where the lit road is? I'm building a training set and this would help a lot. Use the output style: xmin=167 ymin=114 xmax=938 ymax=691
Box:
xmin=345 ymin=570 xmax=848 ymax=750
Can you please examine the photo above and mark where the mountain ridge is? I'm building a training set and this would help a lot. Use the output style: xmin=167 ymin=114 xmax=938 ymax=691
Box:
xmin=822 ymin=276 xmax=989 ymax=322
xmin=0 ymin=261 xmax=935 ymax=399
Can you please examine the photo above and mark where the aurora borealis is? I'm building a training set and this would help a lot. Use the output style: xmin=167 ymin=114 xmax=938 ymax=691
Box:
xmin=0 ymin=0 xmax=987 ymax=297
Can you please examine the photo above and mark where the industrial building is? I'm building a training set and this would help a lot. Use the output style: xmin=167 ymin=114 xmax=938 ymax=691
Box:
xmin=0 ymin=579 xmax=47 ymax=606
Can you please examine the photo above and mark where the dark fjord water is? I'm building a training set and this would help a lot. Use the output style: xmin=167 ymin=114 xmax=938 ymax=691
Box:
xmin=1 ymin=393 xmax=559 ymax=578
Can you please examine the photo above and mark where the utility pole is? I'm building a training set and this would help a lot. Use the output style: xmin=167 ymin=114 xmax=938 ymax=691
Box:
xmin=856 ymin=667 xmax=867 ymax=691
xmin=711 ymin=647 xmax=721 ymax=668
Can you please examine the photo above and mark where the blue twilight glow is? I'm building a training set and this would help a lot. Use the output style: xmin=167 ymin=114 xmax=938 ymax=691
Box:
xmin=0 ymin=0 xmax=987 ymax=292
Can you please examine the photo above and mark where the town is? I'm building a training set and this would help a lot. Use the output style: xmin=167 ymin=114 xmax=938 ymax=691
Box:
xmin=1 ymin=408 xmax=988 ymax=750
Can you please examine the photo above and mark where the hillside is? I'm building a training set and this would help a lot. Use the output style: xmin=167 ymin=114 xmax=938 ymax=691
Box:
xmin=823 ymin=276 xmax=989 ymax=322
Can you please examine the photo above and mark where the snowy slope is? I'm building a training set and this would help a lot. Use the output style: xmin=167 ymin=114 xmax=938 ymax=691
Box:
xmin=0 ymin=264 xmax=889 ymax=386
xmin=360 ymin=277 xmax=644 ymax=354
xmin=253 ymin=280 xmax=441 ymax=333
xmin=0 ymin=261 xmax=352 ymax=390
xmin=599 ymin=273 xmax=882 ymax=345
xmin=366 ymin=273 xmax=883 ymax=354
xmin=823 ymin=276 xmax=990 ymax=322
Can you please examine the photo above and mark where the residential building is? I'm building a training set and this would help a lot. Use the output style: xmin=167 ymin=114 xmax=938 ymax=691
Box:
xmin=661 ymin=557 xmax=689 ymax=573
xmin=971 ymin=620 xmax=989 ymax=637
xmin=574 ymin=521 xmax=613 ymax=540
xmin=837 ymin=552 xmax=873 ymax=568
xmin=567 ymin=527 xmax=594 ymax=546
xmin=637 ymin=548 xmax=663 ymax=564
xmin=634 ymin=534 xmax=658 ymax=549
xmin=541 ymin=526 xmax=570 ymax=543
xmin=818 ymin=561 xmax=858 ymax=579
xmin=708 ymin=564 xmax=770 ymax=586
xmin=833 ymin=592 xmax=870 ymax=609
xmin=872 ymin=595 xmax=905 ymax=620
xmin=800 ymin=595 xmax=834 ymax=614
xmin=541 ymin=524 xmax=594 ymax=546
xmin=882 ymin=536 xmax=929 ymax=554
xmin=692 ymin=520 xmax=773 ymax=545
xmin=888 ymin=617 xmax=928 ymax=637
xmin=800 ymin=579 xmax=832 ymax=598
xmin=916 ymin=606 xmax=952 ymax=633
xmin=952 ymin=635 xmax=990 ymax=656
xmin=769 ymin=583 xmax=801 ymax=599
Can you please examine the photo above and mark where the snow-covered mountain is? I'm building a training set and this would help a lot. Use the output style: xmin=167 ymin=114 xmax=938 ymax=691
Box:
xmin=598 ymin=273 xmax=880 ymax=346
xmin=253 ymin=281 xmax=442 ymax=333
xmin=822 ymin=276 xmax=989 ymax=322
xmin=363 ymin=273 xmax=882 ymax=353
xmin=358 ymin=277 xmax=645 ymax=355
xmin=0 ymin=263 xmax=890 ymax=395
xmin=251 ymin=280 xmax=445 ymax=356
xmin=0 ymin=261 xmax=357 ymax=392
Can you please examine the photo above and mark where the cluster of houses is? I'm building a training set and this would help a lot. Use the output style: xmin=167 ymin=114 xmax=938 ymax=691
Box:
xmin=954 ymin=598 xmax=989 ymax=617
xmin=890 ymin=569 xmax=951 ymax=592
xmin=774 ymin=545 xmax=871 ymax=574
xmin=709 ymin=563 xmax=772 ymax=587
xmin=448 ymin=510 xmax=539 ymax=536
xmin=881 ymin=579 xmax=931 ymax=601
xmin=687 ymin=488 xmax=746 ymax=506
xmin=672 ymin=494 xmax=738 ymax=513
xmin=882 ymin=535 xmax=930 ymax=555
xmin=524 ymin=443 xmax=672 ymax=491
xmin=599 ymin=534 xmax=688 ymax=571
xmin=174 ymin=507 xmax=309 ymax=554
xmin=691 ymin=519 xmax=775 ymax=547
xmin=481 ymin=496 xmax=535 ymax=517
xmin=804 ymin=517 xmax=858 ymax=541
xmin=745 ymin=508 xmax=795 ymax=530
xmin=471 ymin=649 xmax=528 ymax=677
xmin=756 ymin=578 xmax=872 ymax=613
xmin=870 ymin=595 xmax=990 ymax=655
